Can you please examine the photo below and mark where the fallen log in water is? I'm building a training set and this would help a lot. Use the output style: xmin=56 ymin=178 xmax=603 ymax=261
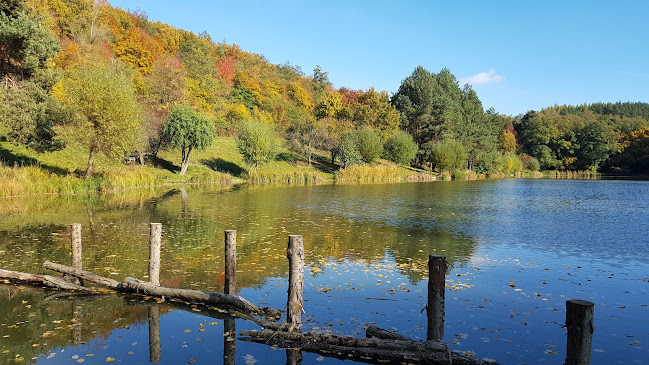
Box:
xmin=239 ymin=329 xmax=451 ymax=364
xmin=365 ymin=325 xmax=497 ymax=365
xmin=0 ymin=269 xmax=95 ymax=293
xmin=43 ymin=261 xmax=122 ymax=289
xmin=123 ymin=277 xmax=281 ymax=319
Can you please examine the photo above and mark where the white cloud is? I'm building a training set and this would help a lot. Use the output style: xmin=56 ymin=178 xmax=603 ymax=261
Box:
xmin=459 ymin=69 xmax=504 ymax=86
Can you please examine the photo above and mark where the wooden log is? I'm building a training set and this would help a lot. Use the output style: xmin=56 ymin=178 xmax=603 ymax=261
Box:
xmin=365 ymin=325 xmax=412 ymax=341
xmin=0 ymin=268 xmax=45 ymax=283
xmin=0 ymin=268 xmax=93 ymax=292
xmin=148 ymin=306 xmax=161 ymax=363
xmin=43 ymin=275 xmax=95 ymax=292
xmin=123 ymin=277 xmax=281 ymax=319
xmin=287 ymin=235 xmax=304 ymax=332
xmin=149 ymin=223 xmax=162 ymax=286
xmin=239 ymin=329 xmax=449 ymax=354
xmin=427 ymin=254 xmax=446 ymax=342
xmin=224 ymin=230 xmax=237 ymax=295
xmin=68 ymin=223 xmax=83 ymax=285
xmin=43 ymin=261 xmax=122 ymax=290
xmin=565 ymin=299 xmax=594 ymax=365
xmin=239 ymin=331 xmax=451 ymax=365
xmin=365 ymin=325 xmax=497 ymax=365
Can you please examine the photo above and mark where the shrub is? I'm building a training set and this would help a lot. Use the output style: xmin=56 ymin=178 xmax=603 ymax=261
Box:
xmin=497 ymin=153 xmax=523 ymax=174
xmin=353 ymin=126 xmax=383 ymax=164
xmin=428 ymin=139 xmax=467 ymax=171
xmin=383 ymin=131 xmax=418 ymax=165
xmin=236 ymin=120 xmax=279 ymax=173
xmin=337 ymin=133 xmax=362 ymax=168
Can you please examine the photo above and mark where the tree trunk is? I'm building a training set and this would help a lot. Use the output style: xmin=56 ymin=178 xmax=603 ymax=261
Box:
xmin=86 ymin=145 xmax=96 ymax=177
xmin=180 ymin=147 xmax=191 ymax=176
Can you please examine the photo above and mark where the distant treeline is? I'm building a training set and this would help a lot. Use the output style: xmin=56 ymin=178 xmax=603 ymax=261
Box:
xmin=514 ymin=102 xmax=649 ymax=174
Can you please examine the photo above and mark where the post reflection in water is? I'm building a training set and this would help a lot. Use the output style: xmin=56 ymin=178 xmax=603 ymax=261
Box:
xmin=286 ymin=348 xmax=303 ymax=365
xmin=223 ymin=318 xmax=235 ymax=365
xmin=148 ymin=305 xmax=161 ymax=363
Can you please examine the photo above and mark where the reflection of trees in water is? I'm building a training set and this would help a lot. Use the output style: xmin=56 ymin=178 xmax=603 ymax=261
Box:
xmin=0 ymin=182 xmax=480 ymax=292
xmin=0 ymin=286 xmax=157 ymax=364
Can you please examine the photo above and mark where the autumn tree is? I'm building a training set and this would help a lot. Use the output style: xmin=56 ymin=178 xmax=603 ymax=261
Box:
xmin=499 ymin=130 xmax=517 ymax=153
xmin=162 ymin=105 xmax=214 ymax=176
xmin=58 ymin=60 xmax=143 ymax=176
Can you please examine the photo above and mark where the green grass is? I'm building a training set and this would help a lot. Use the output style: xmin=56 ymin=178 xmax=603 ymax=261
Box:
xmin=0 ymin=136 xmax=440 ymax=197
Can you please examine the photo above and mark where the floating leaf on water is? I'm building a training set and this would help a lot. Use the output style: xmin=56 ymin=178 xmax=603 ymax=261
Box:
xmin=105 ymin=357 xmax=116 ymax=362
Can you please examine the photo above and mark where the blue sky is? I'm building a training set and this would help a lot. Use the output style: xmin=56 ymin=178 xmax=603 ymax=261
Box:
xmin=110 ymin=0 xmax=648 ymax=116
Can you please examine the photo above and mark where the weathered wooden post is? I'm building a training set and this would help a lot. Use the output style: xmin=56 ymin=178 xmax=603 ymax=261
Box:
xmin=224 ymin=230 xmax=237 ymax=295
xmin=223 ymin=318 xmax=236 ymax=365
xmin=286 ymin=349 xmax=302 ymax=365
xmin=68 ymin=223 xmax=83 ymax=285
xmin=427 ymin=255 xmax=446 ymax=343
xmin=148 ymin=305 xmax=161 ymax=363
xmin=565 ymin=299 xmax=594 ymax=365
xmin=287 ymin=235 xmax=304 ymax=332
xmin=149 ymin=223 xmax=162 ymax=286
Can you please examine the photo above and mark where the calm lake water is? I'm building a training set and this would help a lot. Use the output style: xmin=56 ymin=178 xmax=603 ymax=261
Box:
xmin=0 ymin=179 xmax=647 ymax=364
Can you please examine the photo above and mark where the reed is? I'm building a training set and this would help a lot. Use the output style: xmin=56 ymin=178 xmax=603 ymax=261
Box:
xmin=335 ymin=164 xmax=434 ymax=183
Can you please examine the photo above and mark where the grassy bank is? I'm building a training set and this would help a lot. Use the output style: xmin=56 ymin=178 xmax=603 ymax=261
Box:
xmin=1 ymin=137 xmax=427 ymax=197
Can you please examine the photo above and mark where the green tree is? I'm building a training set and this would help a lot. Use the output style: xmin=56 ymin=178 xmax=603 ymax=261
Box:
xmin=58 ymin=61 xmax=143 ymax=176
xmin=0 ymin=0 xmax=65 ymax=151
xmin=312 ymin=65 xmax=331 ymax=94
xmin=353 ymin=126 xmax=383 ymax=164
xmin=337 ymin=132 xmax=362 ymax=168
xmin=574 ymin=122 xmax=609 ymax=170
xmin=0 ymin=0 xmax=60 ymax=80
xmin=236 ymin=120 xmax=279 ymax=173
xmin=162 ymin=105 xmax=215 ymax=176
xmin=383 ymin=130 xmax=417 ymax=165
xmin=428 ymin=139 xmax=467 ymax=171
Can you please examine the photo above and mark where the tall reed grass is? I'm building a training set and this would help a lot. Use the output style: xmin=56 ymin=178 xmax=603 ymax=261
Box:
xmin=335 ymin=164 xmax=435 ymax=183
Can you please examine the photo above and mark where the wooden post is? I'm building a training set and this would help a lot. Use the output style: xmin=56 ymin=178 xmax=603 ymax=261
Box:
xmin=223 ymin=318 xmax=235 ymax=365
xmin=149 ymin=223 xmax=162 ymax=286
xmin=68 ymin=223 xmax=83 ymax=285
xmin=224 ymin=230 xmax=237 ymax=295
xmin=286 ymin=235 xmax=304 ymax=332
xmin=565 ymin=299 xmax=594 ymax=365
xmin=148 ymin=305 xmax=161 ymax=363
xmin=427 ymin=255 xmax=446 ymax=343
xmin=286 ymin=349 xmax=302 ymax=365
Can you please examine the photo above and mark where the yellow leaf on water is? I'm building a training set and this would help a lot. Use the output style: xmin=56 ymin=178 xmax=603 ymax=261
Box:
xmin=184 ymin=329 xmax=191 ymax=333
xmin=105 ymin=357 xmax=116 ymax=362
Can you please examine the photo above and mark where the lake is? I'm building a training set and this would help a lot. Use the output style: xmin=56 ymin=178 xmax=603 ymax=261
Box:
xmin=0 ymin=179 xmax=647 ymax=364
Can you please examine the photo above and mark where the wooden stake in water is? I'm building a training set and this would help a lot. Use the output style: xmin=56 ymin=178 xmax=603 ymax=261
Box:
xmin=287 ymin=235 xmax=304 ymax=332
xmin=224 ymin=230 xmax=237 ymax=295
xmin=69 ymin=223 xmax=83 ymax=285
xmin=148 ymin=223 xmax=162 ymax=286
xmin=427 ymin=255 xmax=446 ymax=343
xmin=565 ymin=299 xmax=594 ymax=365
xmin=148 ymin=305 xmax=161 ymax=363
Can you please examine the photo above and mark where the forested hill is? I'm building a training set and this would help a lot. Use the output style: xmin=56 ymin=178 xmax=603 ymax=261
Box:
xmin=543 ymin=102 xmax=649 ymax=120
xmin=2 ymin=0 xmax=649 ymax=184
